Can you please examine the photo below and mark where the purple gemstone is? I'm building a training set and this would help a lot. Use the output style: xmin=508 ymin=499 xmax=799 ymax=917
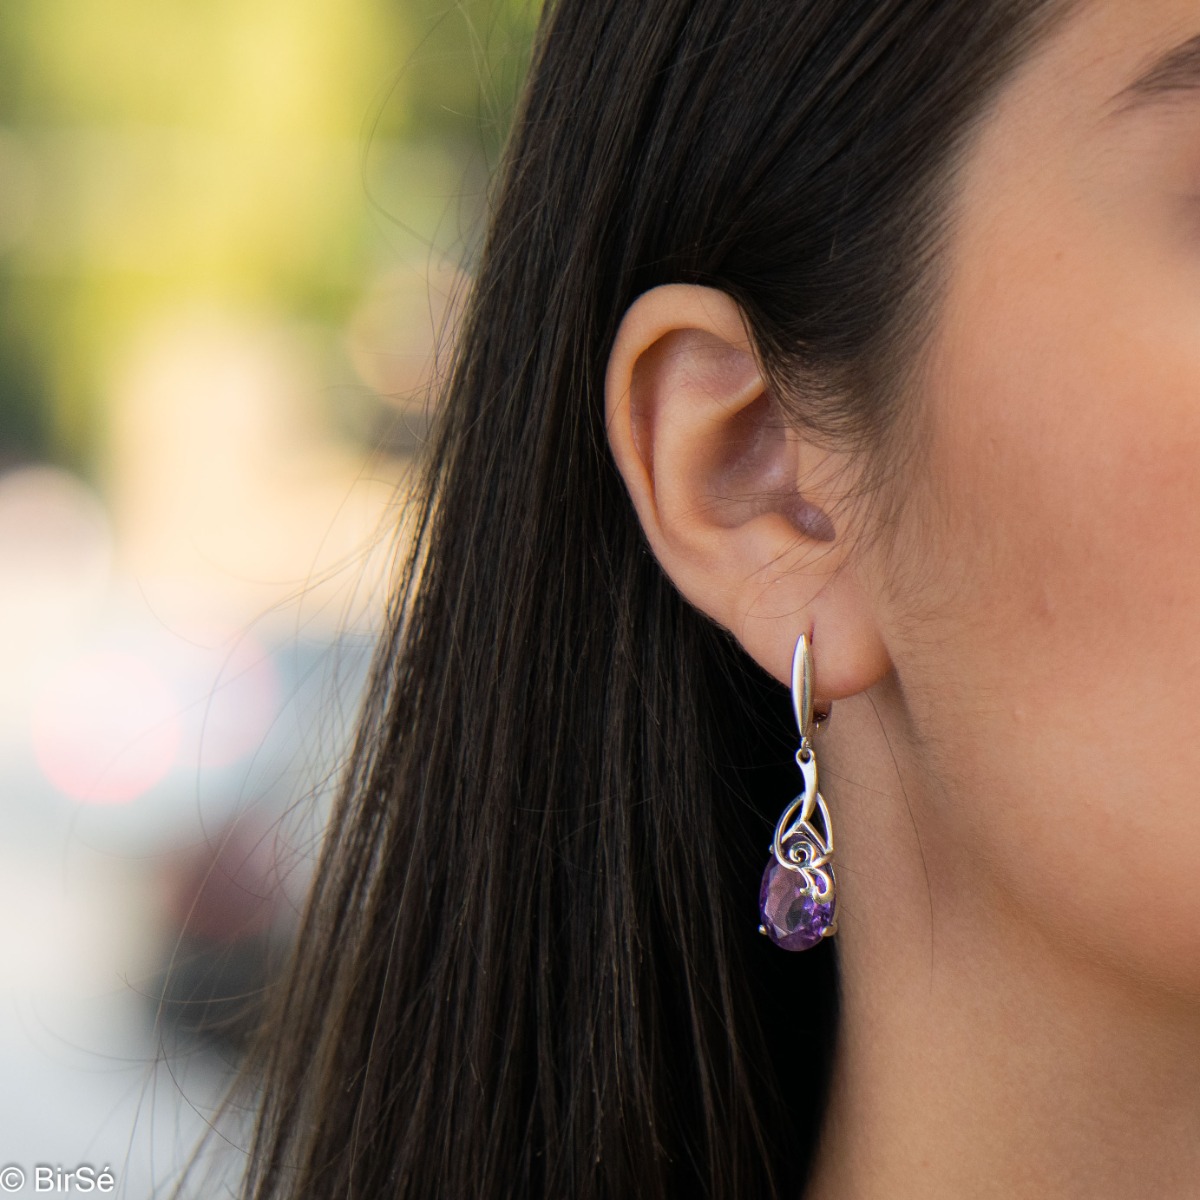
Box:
xmin=758 ymin=849 xmax=835 ymax=951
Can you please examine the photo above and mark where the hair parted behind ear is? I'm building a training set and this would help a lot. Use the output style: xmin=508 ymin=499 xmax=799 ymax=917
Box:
xmin=202 ymin=2 xmax=1084 ymax=1199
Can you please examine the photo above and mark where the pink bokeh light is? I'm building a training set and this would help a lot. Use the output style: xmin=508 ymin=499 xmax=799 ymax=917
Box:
xmin=31 ymin=650 xmax=182 ymax=804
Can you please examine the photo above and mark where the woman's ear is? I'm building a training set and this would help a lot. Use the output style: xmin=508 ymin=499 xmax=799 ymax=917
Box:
xmin=604 ymin=283 xmax=891 ymax=698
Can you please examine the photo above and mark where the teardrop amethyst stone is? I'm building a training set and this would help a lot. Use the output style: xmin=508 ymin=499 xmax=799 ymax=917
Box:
xmin=758 ymin=848 xmax=835 ymax=951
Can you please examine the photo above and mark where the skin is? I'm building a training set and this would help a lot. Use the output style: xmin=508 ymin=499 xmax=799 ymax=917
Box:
xmin=604 ymin=2 xmax=1200 ymax=1197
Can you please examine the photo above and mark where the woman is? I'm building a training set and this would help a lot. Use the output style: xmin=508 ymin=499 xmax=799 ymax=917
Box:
xmin=224 ymin=0 xmax=1200 ymax=1196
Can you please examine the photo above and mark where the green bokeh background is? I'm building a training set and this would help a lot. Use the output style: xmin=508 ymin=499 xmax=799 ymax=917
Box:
xmin=0 ymin=0 xmax=539 ymax=477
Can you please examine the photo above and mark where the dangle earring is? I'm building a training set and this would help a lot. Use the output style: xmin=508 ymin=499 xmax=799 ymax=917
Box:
xmin=758 ymin=632 xmax=837 ymax=950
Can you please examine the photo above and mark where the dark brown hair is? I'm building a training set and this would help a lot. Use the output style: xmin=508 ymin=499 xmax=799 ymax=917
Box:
xmin=198 ymin=2 xmax=1081 ymax=1197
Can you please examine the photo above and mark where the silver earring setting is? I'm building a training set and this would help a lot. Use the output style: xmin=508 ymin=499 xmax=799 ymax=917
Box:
xmin=757 ymin=632 xmax=837 ymax=950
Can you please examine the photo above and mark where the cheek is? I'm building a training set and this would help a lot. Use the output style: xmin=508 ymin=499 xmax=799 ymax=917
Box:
xmin=951 ymin=297 xmax=1200 ymax=655
xmin=901 ymin=217 xmax=1200 ymax=988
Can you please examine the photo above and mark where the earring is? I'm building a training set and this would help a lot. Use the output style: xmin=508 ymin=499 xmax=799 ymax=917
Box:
xmin=758 ymin=632 xmax=837 ymax=950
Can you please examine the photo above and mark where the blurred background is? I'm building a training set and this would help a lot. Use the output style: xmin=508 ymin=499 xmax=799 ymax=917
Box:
xmin=0 ymin=1 xmax=537 ymax=1194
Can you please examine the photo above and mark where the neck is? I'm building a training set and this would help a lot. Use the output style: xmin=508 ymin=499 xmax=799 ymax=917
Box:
xmin=802 ymin=689 xmax=1200 ymax=1200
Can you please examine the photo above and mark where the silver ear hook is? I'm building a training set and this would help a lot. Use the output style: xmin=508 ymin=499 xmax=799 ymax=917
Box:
xmin=791 ymin=632 xmax=831 ymax=750
xmin=791 ymin=633 xmax=814 ymax=744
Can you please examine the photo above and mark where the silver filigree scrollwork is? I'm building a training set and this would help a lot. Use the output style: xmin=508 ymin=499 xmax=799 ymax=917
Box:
xmin=767 ymin=741 xmax=837 ymax=930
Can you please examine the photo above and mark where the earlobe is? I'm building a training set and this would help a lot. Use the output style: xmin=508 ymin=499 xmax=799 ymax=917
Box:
xmin=604 ymin=283 xmax=891 ymax=697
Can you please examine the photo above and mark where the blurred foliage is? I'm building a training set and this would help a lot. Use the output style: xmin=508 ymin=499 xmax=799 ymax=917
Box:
xmin=0 ymin=0 xmax=540 ymax=475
